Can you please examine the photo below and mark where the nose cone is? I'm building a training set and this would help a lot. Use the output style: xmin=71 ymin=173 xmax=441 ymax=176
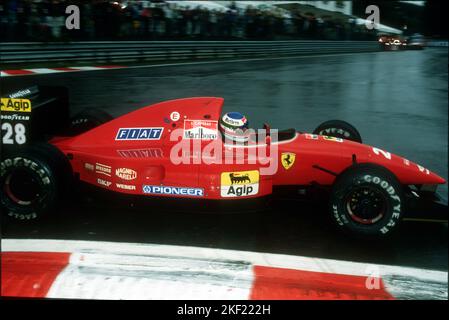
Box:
xmin=411 ymin=160 xmax=446 ymax=185
xmin=430 ymin=172 xmax=446 ymax=185
xmin=341 ymin=141 xmax=446 ymax=186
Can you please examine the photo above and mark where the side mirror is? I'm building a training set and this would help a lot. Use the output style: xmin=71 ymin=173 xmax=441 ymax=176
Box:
xmin=263 ymin=123 xmax=271 ymax=135
xmin=263 ymin=123 xmax=271 ymax=145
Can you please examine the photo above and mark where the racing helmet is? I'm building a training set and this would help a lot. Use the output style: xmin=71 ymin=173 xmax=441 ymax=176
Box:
xmin=219 ymin=112 xmax=250 ymax=143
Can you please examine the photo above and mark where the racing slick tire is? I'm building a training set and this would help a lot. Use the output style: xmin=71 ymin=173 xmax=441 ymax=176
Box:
xmin=68 ymin=108 xmax=113 ymax=136
xmin=313 ymin=120 xmax=362 ymax=143
xmin=329 ymin=163 xmax=404 ymax=237
xmin=0 ymin=143 xmax=72 ymax=222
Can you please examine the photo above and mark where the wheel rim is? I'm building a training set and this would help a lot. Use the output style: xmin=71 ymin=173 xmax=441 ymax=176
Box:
xmin=3 ymin=168 xmax=42 ymax=205
xmin=345 ymin=186 xmax=386 ymax=225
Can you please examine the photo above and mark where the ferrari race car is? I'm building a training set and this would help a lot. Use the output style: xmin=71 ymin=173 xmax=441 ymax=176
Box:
xmin=0 ymin=86 xmax=446 ymax=237
xmin=379 ymin=35 xmax=407 ymax=51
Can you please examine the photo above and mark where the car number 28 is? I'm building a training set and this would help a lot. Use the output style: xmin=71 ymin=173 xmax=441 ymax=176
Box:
xmin=1 ymin=122 xmax=26 ymax=145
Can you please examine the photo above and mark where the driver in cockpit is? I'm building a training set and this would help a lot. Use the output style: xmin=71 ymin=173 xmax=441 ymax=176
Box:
xmin=219 ymin=112 xmax=251 ymax=143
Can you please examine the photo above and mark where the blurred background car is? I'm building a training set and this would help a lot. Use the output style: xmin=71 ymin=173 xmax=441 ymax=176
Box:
xmin=407 ymin=33 xmax=426 ymax=49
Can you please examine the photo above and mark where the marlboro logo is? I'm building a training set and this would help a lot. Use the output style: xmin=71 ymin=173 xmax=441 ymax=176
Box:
xmin=183 ymin=120 xmax=218 ymax=140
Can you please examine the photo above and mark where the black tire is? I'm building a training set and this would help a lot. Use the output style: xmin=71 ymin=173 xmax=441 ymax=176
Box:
xmin=68 ymin=108 xmax=113 ymax=136
xmin=329 ymin=163 xmax=404 ymax=237
xmin=313 ymin=120 xmax=362 ymax=143
xmin=0 ymin=143 xmax=72 ymax=222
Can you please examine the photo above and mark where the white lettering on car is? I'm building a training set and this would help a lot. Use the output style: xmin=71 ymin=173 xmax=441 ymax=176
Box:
xmin=372 ymin=147 xmax=391 ymax=160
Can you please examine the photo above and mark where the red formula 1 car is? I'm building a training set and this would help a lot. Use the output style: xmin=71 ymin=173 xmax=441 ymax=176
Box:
xmin=0 ymin=86 xmax=446 ymax=237
xmin=378 ymin=35 xmax=408 ymax=51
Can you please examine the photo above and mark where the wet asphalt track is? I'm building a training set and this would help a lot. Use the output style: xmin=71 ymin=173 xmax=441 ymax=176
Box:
xmin=1 ymin=49 xmax=448 ymax=272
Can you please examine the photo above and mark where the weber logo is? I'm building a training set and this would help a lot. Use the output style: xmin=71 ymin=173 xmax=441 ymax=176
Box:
xmin=183 ymin=120 xmax=218 ymax=140
xmin=116 ymin=183 xmax=136 ymax=190
xmin=220 ymin=170 xmax=259 ymax=198
xmin=116 ymin=127 xmax=163 ymax=140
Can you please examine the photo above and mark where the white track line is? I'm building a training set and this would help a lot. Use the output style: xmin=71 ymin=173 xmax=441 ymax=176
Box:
xmin=47 ymin=252 xmax=253 ymax=299
xmin=71 ymin=66 xmax=106 ymax=71
xmin=24 ymin=68 xmax=63 ymax=74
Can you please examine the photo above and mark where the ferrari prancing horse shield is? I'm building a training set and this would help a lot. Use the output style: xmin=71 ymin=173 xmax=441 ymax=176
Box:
xmin=281 ymin=152 xmax=296 ymax=170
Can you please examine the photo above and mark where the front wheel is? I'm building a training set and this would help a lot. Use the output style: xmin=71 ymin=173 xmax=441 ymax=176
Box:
xmin=313 ymin=120 xmax=362 ymax=143
xmin=329 ymin=163 xmax=404 ymax=237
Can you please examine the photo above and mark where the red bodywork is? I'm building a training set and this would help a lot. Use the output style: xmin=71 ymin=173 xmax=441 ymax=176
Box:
xmin=50 ymin=97 xmax=445 ymax=200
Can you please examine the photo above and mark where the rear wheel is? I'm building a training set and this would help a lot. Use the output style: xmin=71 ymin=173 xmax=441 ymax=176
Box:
xmin=0 ymin=143 xmax=71 ymax=222
xmin=329 ymin=163 xmax=403 ymax=237
xmin=313 ymin=120 xmax=362 ymax=143
xmin=68 ymin=108 xmax=113 ymax=136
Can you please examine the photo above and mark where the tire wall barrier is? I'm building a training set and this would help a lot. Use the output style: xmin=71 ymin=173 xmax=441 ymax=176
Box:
xmin=1 ymin=41 xmax=381 ymax=65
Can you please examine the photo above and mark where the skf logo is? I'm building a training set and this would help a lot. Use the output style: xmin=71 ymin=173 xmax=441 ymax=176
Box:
xmin=97 ymin=178 xmax=112 ymax=187
xmin=220 ymin=170 xmax=259 ymax=198
xmin=281 ymin=152 xmax=296 ymax=170
xmin=1 ymin=98 xmax=32 ymax=112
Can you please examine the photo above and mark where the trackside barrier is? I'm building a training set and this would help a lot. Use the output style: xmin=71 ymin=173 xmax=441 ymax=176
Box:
xmin=1 ymin=41 xmax=381 ymax=65
xmin=426 ymin=41 xmax=448 ymax=47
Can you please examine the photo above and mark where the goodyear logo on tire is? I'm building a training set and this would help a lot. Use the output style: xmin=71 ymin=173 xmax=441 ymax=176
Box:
xmin=1 ymin=98 xmax=32 ymax=112
xmin=220 ymin=170 xmax=259 ymax=198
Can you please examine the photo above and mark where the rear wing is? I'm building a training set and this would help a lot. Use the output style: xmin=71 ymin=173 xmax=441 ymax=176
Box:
xmin=1 ymin=86 xmax=70 ymax=152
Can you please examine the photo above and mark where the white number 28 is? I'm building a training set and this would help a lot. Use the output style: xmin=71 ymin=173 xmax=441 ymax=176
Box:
xmin=1 ymin=122 xmax=26 ymax=145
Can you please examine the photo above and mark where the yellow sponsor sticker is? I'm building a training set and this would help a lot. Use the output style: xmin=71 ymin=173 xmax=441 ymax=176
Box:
xmin=0 ymin=98 xmax=32 ymax=113
xmin=322 ymin=135 xmax=343 ymax=142
xmin=220 ymin=170 xmax=259 ymax=197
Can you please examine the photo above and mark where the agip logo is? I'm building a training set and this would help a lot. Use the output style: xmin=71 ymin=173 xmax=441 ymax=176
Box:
xmin=220 ymin=170 xmax=259 ymax=198
xmin=1 ymin=98 xmax=32 ymax=112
